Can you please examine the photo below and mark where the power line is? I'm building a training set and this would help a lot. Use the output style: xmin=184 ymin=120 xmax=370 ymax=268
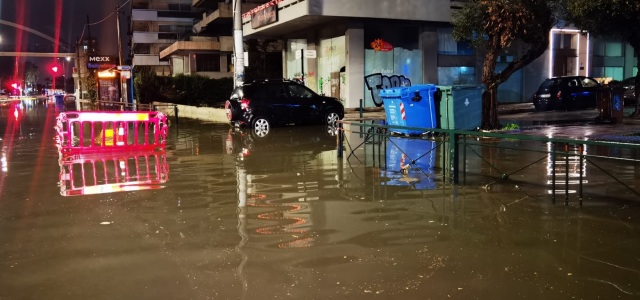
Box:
xmin=78 ymin=0 xmax=131 ymax=43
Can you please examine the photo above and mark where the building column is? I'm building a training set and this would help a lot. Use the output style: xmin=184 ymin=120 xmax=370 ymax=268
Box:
xmin=420 ymin=26 xmax=438 ymax=85
xmin=345 ymin=26 xmax=364 ymax=109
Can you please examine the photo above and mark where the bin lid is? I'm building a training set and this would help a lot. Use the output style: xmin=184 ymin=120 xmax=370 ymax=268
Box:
xmin=379 ymin=87 xmax=404 ymax=98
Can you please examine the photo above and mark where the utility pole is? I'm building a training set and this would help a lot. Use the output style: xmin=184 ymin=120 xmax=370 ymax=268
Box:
xmin=116 ymin=5 xmax=123 ymax=66
xmin=233 ymin=0 xmax=244 ymax=87
xmin=77 ymin=37 xmax=82 ymax=99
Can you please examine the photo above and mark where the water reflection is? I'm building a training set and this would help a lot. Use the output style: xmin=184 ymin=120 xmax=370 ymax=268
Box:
xmin=58 ymin=149 xmax=169 ymax=196
xmin=382 ymin=137 xmax=437 ymax=190
xmin=230 ymin=126 xmax=339 ymax=249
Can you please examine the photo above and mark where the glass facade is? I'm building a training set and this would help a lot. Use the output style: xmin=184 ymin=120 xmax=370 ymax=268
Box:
xmin=285 ymin=39 xmax=307 ymax=83
xmin=437 ymin=27 xmax=474 ymax=55
xmin=437 ymin=67 xmax=476 ymax=85
xmin=317 ymin=37 xmax=346 ymax=99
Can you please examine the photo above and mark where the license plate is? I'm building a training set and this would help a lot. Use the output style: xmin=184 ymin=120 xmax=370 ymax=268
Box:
xmin=538 ymin=94 xmax=550 ymax=98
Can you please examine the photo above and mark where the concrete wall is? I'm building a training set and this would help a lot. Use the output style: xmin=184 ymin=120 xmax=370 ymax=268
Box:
xmin=153 ymin=102 xmax=228 ymax=123
xmin=309 ymin=0 xmax=451 ymax=22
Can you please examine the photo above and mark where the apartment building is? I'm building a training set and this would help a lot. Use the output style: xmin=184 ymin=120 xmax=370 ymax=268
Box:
xmin=130 ymin=0 xmax=267 ymax=79
xmin=129 ymin=0 xmax=198 ymax=75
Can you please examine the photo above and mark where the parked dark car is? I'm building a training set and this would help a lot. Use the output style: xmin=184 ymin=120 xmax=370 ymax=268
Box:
xmin=225 ymin=79 xmax=344 ymax=137
xmin=532 ymin=76 xmax=600 ymax=112
xmin=613 ymin=76 xmax=637 ymax=105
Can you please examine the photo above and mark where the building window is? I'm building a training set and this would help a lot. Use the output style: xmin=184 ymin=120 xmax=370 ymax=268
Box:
xmin=605 ymin=42 xmax=622 ymax=57
xmin=552 ymin=33 xmax=575 ymax=50
xmin=196 ymin=54 xmax=221 ymax=72
xmin=437 ymin=66 xmax=476 ymax=85
xmin=168 ymin=3 xmax=191 ymax=11
xmin=592 ymin=66 xmax=624 ymax=81
xmin=593 ymin=40 xmax=623 ymax=57
xmin=437 ymin=27 xmax=475 ymax=55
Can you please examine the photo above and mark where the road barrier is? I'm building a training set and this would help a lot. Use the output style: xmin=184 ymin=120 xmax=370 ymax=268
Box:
xmin=55 ymin=111 xmax=168 ymax=154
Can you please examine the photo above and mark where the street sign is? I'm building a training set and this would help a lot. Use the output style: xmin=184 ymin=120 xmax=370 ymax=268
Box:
xmin=117 ymin=65 xmax=131 ymax=71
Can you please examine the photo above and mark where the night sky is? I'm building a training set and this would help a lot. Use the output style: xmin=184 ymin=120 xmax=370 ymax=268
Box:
xmin=0 ymin=0 xmax=128 ymax=79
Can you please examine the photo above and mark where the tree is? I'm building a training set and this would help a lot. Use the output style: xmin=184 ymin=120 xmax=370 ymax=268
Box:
xmin=452 ymin=0 xmax=558 ymax=130
xmin=81 ymin=70 xmax=97 ymax=101
xmin=23 ymin=61 xmax=39 ymax=93
xmin=562 ymin=0 xmax=640 ymax=117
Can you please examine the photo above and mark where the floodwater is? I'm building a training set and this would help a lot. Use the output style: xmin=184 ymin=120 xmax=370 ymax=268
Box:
xmin=1 ymin=102 xmax=640 ymax=300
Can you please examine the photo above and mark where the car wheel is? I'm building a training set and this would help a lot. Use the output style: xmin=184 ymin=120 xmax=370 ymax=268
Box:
xmin=325 ymin=110 xmax=341 ymax=126
xmin=251 ymin=116 xmax=271 ymax=138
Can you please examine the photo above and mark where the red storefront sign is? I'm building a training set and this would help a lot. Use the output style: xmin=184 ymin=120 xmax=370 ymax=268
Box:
xmin=243 ymin=0 xmax=284 ymax=29
xmin=371 ymin=39 xmax=393 ymax=52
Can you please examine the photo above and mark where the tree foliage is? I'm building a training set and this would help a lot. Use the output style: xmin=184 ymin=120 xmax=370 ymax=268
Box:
xmin=562 ymin=0 xmax=640 ymax=117
xmin=134 ymin=67 xmax=233 ymax=107
xmin=81 ymin=70 xmax=98 ymax=101
xmin=23 ymin=61 xmax=39 ymax=91
xmin=453 ymin=0 xmax=558 ymax=129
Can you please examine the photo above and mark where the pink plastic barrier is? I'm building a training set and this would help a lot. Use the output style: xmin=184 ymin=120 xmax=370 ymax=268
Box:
xmin=58 ymin=149 xmax=169 ymax=196
xmin=56 ymin=111 xmax=168 ymax=154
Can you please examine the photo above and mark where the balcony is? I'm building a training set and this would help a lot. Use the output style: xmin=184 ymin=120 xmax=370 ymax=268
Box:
xmin=131 ymin=9 xmax=197 ymax=29
xmin=193 ymin=2 xmax=232 ymax=33
xmin=132 ymin=32 xmax=182 ymax=45
xmin=132 ymin=54 xmax=170 ymax=67
xmin=160 ymin=36 xmax=233 ymax=59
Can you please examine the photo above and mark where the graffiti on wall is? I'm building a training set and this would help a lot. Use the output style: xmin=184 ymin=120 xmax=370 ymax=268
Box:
xmin=364 ymin=73 xmax=412 ymax=107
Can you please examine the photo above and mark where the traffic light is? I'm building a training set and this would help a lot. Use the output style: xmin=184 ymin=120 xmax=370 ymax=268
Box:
xmin=51 ymin=66 xmax=59 ymax=73
xmin=11 ymin=83 xmax=18 ymax=89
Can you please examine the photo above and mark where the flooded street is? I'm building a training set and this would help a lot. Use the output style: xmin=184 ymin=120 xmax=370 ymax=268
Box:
xmin=1 ymin=103 xmax=639 ymax=299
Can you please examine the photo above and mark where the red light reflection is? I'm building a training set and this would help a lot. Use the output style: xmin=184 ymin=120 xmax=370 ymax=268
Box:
xmin=58 ymin=149 xmax=169 ymax=196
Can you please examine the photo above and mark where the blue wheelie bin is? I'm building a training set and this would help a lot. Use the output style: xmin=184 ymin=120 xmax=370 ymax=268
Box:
xmin=54 ymin=94 xmax=65 ymax=111
xmin=379 ymin=84 xmax=438 ymax=135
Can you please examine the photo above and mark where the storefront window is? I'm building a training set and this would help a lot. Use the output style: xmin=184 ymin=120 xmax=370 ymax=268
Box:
xmin=437 ymin=66 xmax=475 ymax=85
xmin=364 ymin=48 xmax=422 ymax=107
xmin=318 ymin=37 xmax=345 ymax=99
xmin=285 ymin=39 xmax=307 ymax=82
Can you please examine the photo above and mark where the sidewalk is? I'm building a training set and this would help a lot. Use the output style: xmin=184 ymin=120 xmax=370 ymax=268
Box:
xmin=343 ymin=102 xmax=640 ymax=143
xmin=343 ymin=102 xmax=535 ymax=121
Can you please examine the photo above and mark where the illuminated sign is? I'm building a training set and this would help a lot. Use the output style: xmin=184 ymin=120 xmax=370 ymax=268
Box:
xmin=370 ymin=39 xmax=393 ymax=52
xmin=97 ymin=70 xmax=117 ymax=78
xmin=88 ymin=56 xmax=117 ymax=69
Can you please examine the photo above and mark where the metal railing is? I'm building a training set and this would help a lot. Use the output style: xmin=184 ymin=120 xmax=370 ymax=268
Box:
xmin=338 ymin=120 xmax=640 ymax=207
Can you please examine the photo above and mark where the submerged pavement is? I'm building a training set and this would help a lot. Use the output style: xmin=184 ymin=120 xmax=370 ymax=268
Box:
xmin=0 ymin=103 xmax=639 ymax=299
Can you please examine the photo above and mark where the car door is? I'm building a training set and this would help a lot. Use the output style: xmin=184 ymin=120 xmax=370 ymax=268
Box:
xmin=285 ymin=83 xmax=321 ymax=124
xmin=577 ymin=77 xmax=599 ymax=108
xmin=253 ymin=83 xmax=290 ymax=124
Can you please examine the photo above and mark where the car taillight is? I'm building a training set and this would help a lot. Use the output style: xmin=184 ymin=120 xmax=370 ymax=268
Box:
xmin=556 ymin=91 xmax=561 ymax=99
xmin=240 ymin=98 xmax=250 ymax=110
